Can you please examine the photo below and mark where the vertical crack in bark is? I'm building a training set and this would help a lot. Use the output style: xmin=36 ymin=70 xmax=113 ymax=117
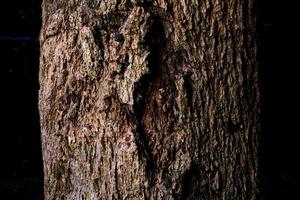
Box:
xmin=133 ymin=15 xmax=166 ymax=185
xmin=183 ymin=74 xmax=194 ymax=115
xmin=181 ymin=164 xmax=200 ymax=200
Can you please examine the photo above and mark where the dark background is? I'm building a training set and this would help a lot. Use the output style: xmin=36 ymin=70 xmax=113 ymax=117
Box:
xmin=0 ymin=1 xmax=43 ymax=199
xmin=0 ymin=0 xmax=298 ymax=199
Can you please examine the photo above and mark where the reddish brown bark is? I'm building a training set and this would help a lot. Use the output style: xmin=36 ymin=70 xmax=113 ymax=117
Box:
xmin=39 ymin=0 xmax=260 ymax=199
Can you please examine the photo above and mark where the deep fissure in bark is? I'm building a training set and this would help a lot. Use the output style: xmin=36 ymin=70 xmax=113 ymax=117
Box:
xmin=133 ymin=15 xmax=166 ymax=180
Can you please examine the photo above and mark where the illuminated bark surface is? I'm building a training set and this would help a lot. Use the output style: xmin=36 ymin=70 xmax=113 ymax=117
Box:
xmin=39 ymin=0 xmax=260 ymax=199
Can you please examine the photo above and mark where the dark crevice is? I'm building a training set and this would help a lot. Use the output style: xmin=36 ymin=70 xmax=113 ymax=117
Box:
xmin=181 ymin=164 xmax=199 ymax=200
xmin=135 ymin=0 xmax=153 ymax=8
xmin=92 ymin=25 xmax=103 ymax=51
xmin=144 ymin=15 xmax=166 ymax=76
xmin=183 ymin=74 xmax=194 ymax=114
xmin=132 ymin=16 xmax=166 ymax=183
xmin=227 ymin=119 xmax=241 ymax=136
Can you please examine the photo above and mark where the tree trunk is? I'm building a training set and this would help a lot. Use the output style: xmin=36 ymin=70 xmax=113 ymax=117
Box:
xmin=39 ymin=0 xmax=260 ymax=199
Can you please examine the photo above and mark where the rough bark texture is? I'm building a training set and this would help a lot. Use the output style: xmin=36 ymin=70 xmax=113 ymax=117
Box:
xmin=39 ymin=0 xmax=260 ymax=199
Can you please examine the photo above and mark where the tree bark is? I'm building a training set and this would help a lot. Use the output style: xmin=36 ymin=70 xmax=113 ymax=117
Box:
xmin=39 ymin=0 xmax=260 ymax=199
